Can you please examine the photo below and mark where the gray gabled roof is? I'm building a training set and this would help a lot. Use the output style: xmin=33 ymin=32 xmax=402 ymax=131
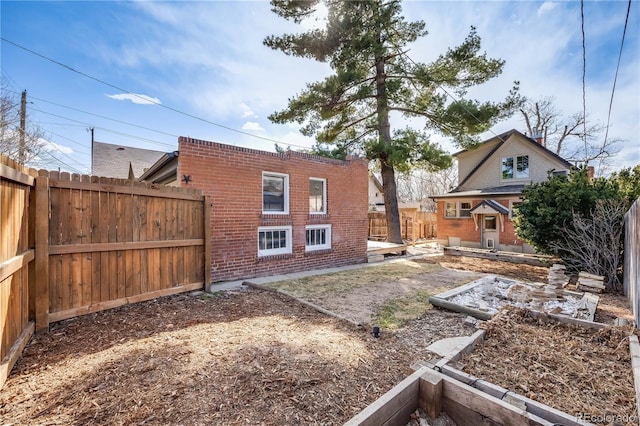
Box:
xmin=431 ymin=184 xmax=526 ymax=199
xmin=92 ymin=141 xmax=166 ymax=179
xmin=470 ymin=199 xmax=510 ymax=214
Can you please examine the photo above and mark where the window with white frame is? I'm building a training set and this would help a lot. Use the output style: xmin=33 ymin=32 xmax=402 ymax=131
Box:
xmin=459 ymin=202 xmax=472 ymax=217
xmin=305 ymin=224 xmax=331 ymax=251
xmin=444 ymin=202 xmax=457 ymax=218
xmin=309 ymin=178 xmax=326 ymax=214
xmin=509 ymin=200 xmax=522 ymax=220
xmin=444 ymin=201 xmax=472 ymax=218
xmin=258 ymin=226 xmax=292 ymax=256
xmin=262 ymin=172 xmax=289 ymax=214
xmin=502 ymin=155 xmax=529 ymax=180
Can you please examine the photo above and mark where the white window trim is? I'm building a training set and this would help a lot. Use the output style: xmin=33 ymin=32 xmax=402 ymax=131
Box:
xmin=309 ymin=177 xmax=327 ymax=215
xmin=509 ymin=200 xmax=522 ymax=220
xmin=444 ymin=201 xmax=472 ymax=219
xmin=258 ymin=225 xmax=292 ymax=257
xmin=305 ymin=224 xmax=332 ymax=251
xmin=262 ymin=172 xmax=289 ymax=215
xmin=501 ymin=155 xmax=530 ymax=181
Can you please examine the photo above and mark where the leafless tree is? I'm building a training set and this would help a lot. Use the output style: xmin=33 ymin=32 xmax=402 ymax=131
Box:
xmin=396 ymin=164 xmax=458 ymax=211
xmin=550 ymin=199 xmax=627 ymax=292
xmin=1 ymin=76 xmax=47 ymax=163
xmin=519 ymin=97 xmax=621 ymax=172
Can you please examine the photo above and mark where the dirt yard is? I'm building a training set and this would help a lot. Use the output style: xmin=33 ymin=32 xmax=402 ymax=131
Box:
xmin=1 ymin=254 xmax=634 ymax=425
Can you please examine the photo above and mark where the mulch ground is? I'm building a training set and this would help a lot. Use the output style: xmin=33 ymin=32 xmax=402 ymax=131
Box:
xmin=461 ymin=307 xmax=638 ymax=423
xmin=1 ymin=254 xmax=635 ymax=425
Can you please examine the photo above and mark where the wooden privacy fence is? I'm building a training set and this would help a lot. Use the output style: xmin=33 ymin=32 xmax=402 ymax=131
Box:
xmin=1 ymin=154 xmax=210 ymax=388
xmin=42 ymin=171 xmax=210 ymax=324
xmin=1 ymin=156 xmax=35 ymax=390
xmin=368 ymin=210 xmax=437 ymax=241
xmin=624 ymin=197 xmax=640 ymax=329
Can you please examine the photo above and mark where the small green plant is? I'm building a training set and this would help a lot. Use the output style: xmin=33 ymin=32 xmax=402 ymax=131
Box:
xmin=373 ymin=290 xmax=433 ymax=331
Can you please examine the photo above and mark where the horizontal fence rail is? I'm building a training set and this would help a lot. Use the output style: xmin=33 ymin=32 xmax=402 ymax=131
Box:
xmin=1 ymin=155 xmax=210 ymax=390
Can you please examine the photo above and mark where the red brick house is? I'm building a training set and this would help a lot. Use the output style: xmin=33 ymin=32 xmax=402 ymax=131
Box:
xmin=431 ymin=130 xmax=572 ymax=253
xmin=141 ymin=137 xmax=369 ymax=283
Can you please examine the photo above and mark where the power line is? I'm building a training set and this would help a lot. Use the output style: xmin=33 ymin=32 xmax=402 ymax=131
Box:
xmin=0 ymin=37 xmax=315 ymax=152
xmin=29 ymin=105 xmax=177 ymax=149
xmin=603 ymin=0 xmax=632 ymax=146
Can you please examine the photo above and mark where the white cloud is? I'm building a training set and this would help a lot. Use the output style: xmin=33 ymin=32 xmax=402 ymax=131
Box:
xmin=242 ymin=121 xmax=265 ymax=132
xmin=537 ymin=2 xmax=558 ymax=16
xmin=240 ymin=103 xmax=257 ymax=118
xmin=42 ymin=139 xmax=73 ymax=155
xmin=106 ymin=93 xmax=161 ymax=105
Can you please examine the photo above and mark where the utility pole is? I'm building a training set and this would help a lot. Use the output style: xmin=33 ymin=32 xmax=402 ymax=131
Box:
xmin=89 ymin=127 xmax=95 ymax=174
xmin=19 ymin=90 xmax=26 ymax=163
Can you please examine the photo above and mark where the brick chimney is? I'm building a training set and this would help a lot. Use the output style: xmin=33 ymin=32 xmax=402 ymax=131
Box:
xmin=531 ymin=128 xmax=543 ymax=145
xmin=587 ymin=165 xmax=595 ymax=181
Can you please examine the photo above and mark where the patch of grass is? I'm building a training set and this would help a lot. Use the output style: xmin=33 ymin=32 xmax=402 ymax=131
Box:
xmin=268 ymin=260 xmax=441 ymax=298
xmin=373 ymin=290 xmax=433 ymax=331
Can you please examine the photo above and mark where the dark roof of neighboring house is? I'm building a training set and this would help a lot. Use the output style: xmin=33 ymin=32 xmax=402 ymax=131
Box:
xmin=453 ymin=129 xmax=573 ymax=191
xmin=92 ymin=141 xmax=166 ymax=179
xmin=137 ymin=151 xmax=179 ymax=184
xmin=431 ymin=184 xmax=526 ymax=199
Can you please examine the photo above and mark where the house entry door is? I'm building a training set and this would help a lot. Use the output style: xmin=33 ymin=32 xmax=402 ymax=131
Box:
xmin=482 ymin=215 xmax=499 ymax=249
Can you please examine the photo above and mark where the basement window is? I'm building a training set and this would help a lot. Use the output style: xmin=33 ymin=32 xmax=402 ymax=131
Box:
xmin=305 ymin=224 xmax=331 ymax=251
xmin=258 ymin=226 xmax=292 ymax=257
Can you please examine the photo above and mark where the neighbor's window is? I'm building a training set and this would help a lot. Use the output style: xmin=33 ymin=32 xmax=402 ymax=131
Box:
xmin=516 ymin=155 xmax=529 ymax=178
xmin=509 ymin=201 xmax=522 ymax=220
xmin=309 ymin=178 xmax=326 ymax=214
xmin=459 ymin=202 xmax=472 ymax=217
xmin=502 ymin=155 xmax=529 ymax=180
xmin=258 ymin=226 xmax=292 ymax=256
xmin=262 ymin=172 xmax=289 ymax=214
xmin=444 ymin=202 xmax=457 ymax=218
xmin=305 ymin=224 xmax=331 ymax=251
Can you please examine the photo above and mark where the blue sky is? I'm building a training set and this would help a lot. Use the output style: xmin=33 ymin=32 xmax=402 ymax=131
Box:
xmin=1 ymin=0 xmax=638 ymax=175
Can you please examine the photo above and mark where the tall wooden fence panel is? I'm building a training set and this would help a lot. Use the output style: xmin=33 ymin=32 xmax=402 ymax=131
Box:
xmin=42 ymin=172 xmax=208 ymax=324
xmin=623 ymin=197 xmax=640 ymax=329
xmin=368 ymin=210 xmax=437 ymax=241
xmin=0 ymin=155 xmax=36 ymax=389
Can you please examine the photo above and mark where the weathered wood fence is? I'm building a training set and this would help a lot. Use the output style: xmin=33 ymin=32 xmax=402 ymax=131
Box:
xmin=0 ymin=156 xmax=35 ymax=390
xmin=368 ymin=211 xmax=437 ymax=241
xmin=1 ymin=154 xmax=210 ymax=388
xmin=624 ymin=197 xmax=640 ymax=329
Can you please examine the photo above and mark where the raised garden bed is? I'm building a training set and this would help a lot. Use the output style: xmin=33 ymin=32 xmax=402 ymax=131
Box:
xmin=429 ymin=276 xmax=598 ymax=323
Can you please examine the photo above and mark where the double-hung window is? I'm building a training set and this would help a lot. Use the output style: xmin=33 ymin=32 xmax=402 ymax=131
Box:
xmin=258 ymin=226 xmax=292 ymax=256
xmin=502 ymin=155 xmax=529 ymax=180
xmin=305 ymin=225 xmax=331 ymax=251
xmin=262 ymin=172 xmax=289 ymax=214
xmin=445 ymin=201 xmax=472 ymax=218
xmin=309 ymin=178 xmax=326 ymax=214
xmin=444 ymin=202 xmax=457 ymax=218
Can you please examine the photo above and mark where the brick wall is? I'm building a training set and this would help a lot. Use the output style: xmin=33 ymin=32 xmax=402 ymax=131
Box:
xmin=436 ymin=198 xmax=524 ymax=250
xmin=178 ymin=137 xmax=369 ymax=282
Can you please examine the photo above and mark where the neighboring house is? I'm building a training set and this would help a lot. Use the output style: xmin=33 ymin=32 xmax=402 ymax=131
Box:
xmin=368 ymin=173 xmax=385 ymax=211
xmin=431 ymin=129 xmax=572 ymax=253
xmin=91 ymin=141 xmax=165 ymax=179
xmin=142 ymin=136 xmax=369 ymax=282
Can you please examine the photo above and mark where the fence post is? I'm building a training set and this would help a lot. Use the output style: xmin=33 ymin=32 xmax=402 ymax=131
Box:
xmin=34 ymin=172 xmax=50 ymax=331
xmin=203 ymin=195 xmax=212 ymax=292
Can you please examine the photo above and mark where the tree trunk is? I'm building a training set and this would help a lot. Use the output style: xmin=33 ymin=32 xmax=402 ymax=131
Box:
xmin=373 ymin=8 xmax=402 ymax=244
xmin=381 ymin=162 xmax=403 ymax=243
